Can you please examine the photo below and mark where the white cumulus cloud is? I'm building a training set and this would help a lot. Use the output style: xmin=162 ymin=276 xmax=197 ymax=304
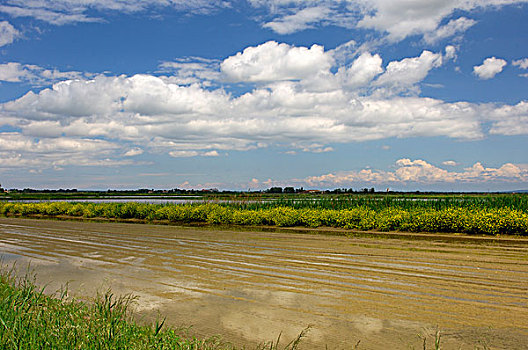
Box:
xmin=221 ymin=41 xmax=334 ymax=83
xmin=0 ymin=62 xmax=32 ymax=82
xmin=356 ymin=0 xmax=528 ymax=42
xmin=0 ymin=21 xmax=19 ymax=47
xmin=0 ymin=132 xmax=132 ymax=169
xmin=486 ymin=101 xmax=528 ymax=136
xmin=263 ymin=6 xmax=332 ymax=34
xmin=423 ymin=17 xmax=477 ymax=44
xmin=0 ymin=72 xmax=486 ymax=164
xmin=124 ymin=148 xmax=144 ymax=157
xmin=302 ymin=159 xmax=528 ymax=186
xmin=375 ymin=50 xmax=443 ymax=93
xmin=249 ymin=0 xmax=528 ymax=43
xmin=0 ymin=62 xmax=87 ymax=85
xmin=1 ymin=41 xmax=526 ymax=171
xmin=444 ymin=45 xmax=457 ymax=61
xmin=473 ymin=57 xmax=507 ymax=80
xmin=442 ymin=160 xmax=458 ymax=166
xmin=158 ymin=57 xmax=221 ymax=86
xmin=513 ymin=58 xmax=528 ymax=70
xmin=336 ymin=52 xmax=383 ymax=89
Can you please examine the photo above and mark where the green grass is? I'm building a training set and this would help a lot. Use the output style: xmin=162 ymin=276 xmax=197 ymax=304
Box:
xmin=225 ymin=194 xmax=528 ymax=212
xmin=0 ymin=267 xmax=309 ymax=350
xmin=1 ymin=199 xmax=527 ymax=235
xmin=3 ymin=192 xmax=528 ymax=212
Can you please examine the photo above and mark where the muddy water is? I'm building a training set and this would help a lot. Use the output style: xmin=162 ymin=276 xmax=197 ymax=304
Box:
xmin=1 ymin=218 xmax=527 ymax=349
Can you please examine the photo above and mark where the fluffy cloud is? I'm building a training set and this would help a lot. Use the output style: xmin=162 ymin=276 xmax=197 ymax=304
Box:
xmin=444 ymin=45 xmax=457 ymax=61
xmin=0 ymin=63 xmax=32 ymax=82
xmin=357 ymin=1 xmax=450 ymax=41
xmin=248 ymin=0 xmax=528 ymax=43
xmin=221 ymin=41 xmax=334 ymax=82
xmin=355 ymin=1 xmax=484 ymax=42
xmin=473 ymin=57 xmax=507 ymax=80
xmin=263 ymin=6 xmax=332 ymax=34
xmin=374 ymin=50 xmax=443 ymax=93
xmin=0 ymin=21 xmax=19 ymax=47
xmin=486 ymin=101 xmax=528 ymax=135
xmin=0 ymin=132 xmax=132 ymax=169
xmin=357 ymin=0 xmax=528 ymax=41
xmin=0 ymin=62 xmax=87 ymax=85
xmin=442 ymin=160 xmax=458 ymax=166
xmin=423 ymin=17 xmax=476 ymax=44
xmin=0 ymin=41 xmax=526 ymax=171
xmin=302 ymin=159 xmax=528 ymax=186
xmin=0 ymin=75 xmax=484 ymax=164
xmin=124 ymin=148 xmax=144 ymax=157
xmin=0 ymin=5 xmax=98 ymax=25
xmin=169 ymin=150 xmax=219 ymax=158
xmin=513 ymin=58 xmax=528 ymax=70
xmin=336 ymin=52 xmax=383 ymax=89
xmin=513 ymin=58 xmax=528 ymax=78
xmin=158 ymin=57 xmax=221 ymax=86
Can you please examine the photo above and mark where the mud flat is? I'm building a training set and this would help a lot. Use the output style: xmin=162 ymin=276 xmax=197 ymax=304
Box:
xmin=1 ymin=217 xmax=527 ymax=349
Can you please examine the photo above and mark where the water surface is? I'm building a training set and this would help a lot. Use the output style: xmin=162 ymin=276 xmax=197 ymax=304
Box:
xmin=1 ymin=217 xmax=527 ymax=349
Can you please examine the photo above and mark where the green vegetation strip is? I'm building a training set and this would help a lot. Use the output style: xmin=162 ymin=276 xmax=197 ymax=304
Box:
xmin=1 ymin=200 xmax=527 ymax=235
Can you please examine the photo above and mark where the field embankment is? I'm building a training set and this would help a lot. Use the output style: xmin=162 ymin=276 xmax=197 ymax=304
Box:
xmin=1 ymin=196 xmax=528 ymax=235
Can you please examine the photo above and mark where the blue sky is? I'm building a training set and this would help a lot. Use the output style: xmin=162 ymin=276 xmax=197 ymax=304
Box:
xmin=0 ymin=0 xmax=527 ymax=191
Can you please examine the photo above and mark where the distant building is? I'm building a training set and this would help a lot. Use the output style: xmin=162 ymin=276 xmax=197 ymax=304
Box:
xmin=302 ymin=190 xmax=323 ymax=194
xmin=200 ymin=188 xmax=219 ymax=193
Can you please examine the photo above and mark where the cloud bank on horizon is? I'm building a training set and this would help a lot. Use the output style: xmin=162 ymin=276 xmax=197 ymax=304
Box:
xmin=0 ymin=0 xmax=527 ymax=190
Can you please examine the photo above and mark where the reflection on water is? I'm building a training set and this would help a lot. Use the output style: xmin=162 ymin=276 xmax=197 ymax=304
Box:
xmin=1 ymin=217 xmax=527 ymax=349
xmin=7 ymin=197 xmax=277 ymax=205
xmin=0 ymin=252 xmax=19 ymax=262
xmin=10 ymin=198 xmax=204 ymax=204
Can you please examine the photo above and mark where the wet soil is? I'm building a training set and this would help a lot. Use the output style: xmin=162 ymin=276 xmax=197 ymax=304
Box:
xmin=1 ymin=217 xmax=527 ymax=349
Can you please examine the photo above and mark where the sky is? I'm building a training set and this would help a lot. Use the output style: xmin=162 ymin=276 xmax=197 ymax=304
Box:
xmin=0 ymin=0 xmax=527 ymax=191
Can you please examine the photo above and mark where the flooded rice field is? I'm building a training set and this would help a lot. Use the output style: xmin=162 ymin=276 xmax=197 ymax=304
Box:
xmin=1 ymin=217 xmax=527 ymax=349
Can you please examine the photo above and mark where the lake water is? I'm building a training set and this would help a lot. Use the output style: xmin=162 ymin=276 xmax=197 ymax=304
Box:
xmin=1 ymin=217 xmax=527 ymax=349
xmin=8 ymin=197 xmax=205 ymax=204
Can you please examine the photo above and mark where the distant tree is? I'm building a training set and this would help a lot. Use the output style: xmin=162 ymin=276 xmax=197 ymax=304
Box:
xmin=267 ymin=187 xmax=283 ymax=193
xmin=284 ymin=187 xmax=295 ymax=193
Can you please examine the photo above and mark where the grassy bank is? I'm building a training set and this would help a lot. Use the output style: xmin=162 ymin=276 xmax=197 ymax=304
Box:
xmin=0 ymin=269 xmax=228 ymax=349
xmin=0 ymin=268 xmax=309 ymax=350
xmin=1 ymin=200 xmax=527 ymax=235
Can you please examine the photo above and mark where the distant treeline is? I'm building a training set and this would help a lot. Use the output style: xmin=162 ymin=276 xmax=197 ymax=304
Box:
xmin=2 ymin=187 xmax=525 ymax=195
xmin=1 ymin=187 xmax=364 ymax=194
